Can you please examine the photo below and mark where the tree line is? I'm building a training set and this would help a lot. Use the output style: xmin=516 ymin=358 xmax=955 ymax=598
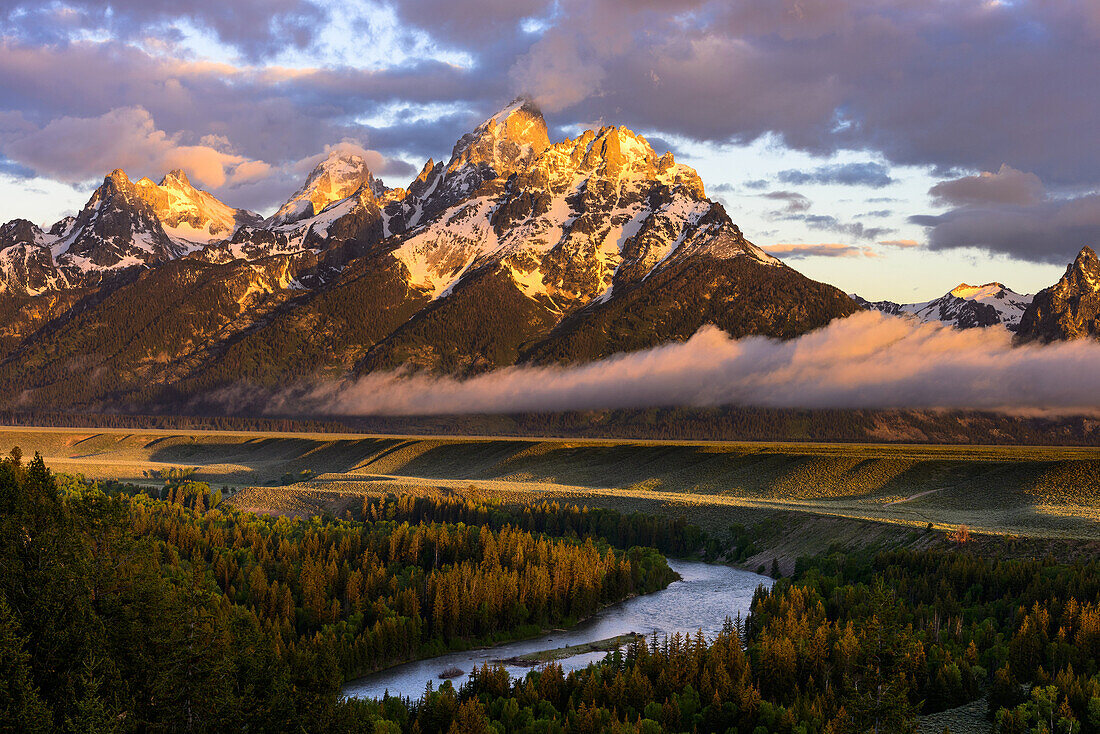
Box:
xmin=0 ymin=451 xmax=675 ymax=732
xmin=7 ymin=449 xmax=1100 ymax=732
xmin=358 ymin=493 xmax=705 ymax=557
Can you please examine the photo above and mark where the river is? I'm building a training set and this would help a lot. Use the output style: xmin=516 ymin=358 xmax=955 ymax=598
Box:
xmin=342 ymin=559 xmax=773 ymax=701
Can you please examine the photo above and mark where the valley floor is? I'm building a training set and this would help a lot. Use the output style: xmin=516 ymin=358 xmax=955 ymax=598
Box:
xmin=5 ymin=426 xmax=1100 ymax=570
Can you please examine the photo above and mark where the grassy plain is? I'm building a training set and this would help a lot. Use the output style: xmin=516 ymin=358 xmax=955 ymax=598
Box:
xmin=3 ymin=426 xmax=1099 ymax=557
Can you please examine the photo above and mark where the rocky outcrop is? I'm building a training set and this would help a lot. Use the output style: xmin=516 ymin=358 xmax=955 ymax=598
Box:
xmin=1017 ymin=247 xmax=1100 ymax=342
xmin=134 ymin=169 xmax=262 ymax=245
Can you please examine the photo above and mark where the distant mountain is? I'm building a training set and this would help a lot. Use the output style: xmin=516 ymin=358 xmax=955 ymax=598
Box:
xmin=1017 ymin=246 xmax=1100 ymax=342
xmin=269 ymin=147 xmax=386 ymax=226
xmin=0 ymin=98 xmax=859 ymax=411
xmin=853 ymin=282 xmax=1033 ymax=332
xmin=0 ymin=169 xmax=183 ymax=296
xmin=134 ymin=169 xmax=262 ymax=246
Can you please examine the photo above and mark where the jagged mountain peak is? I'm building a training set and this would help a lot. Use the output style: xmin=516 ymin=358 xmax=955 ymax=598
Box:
xmin=1017 ymin=246 xmax=1100 ymax=341
xmin=127 ymin=169 xmax=262 ymax=246
xmin=448 ymin=97 xmax=550 ymax=176
xmin=159 ymin=169 xmax=193 ymax=188
xmin=105 ymin=168 xmax=131 ymax=186
xmin=271 ymin=145 xmax=380 ymax=226
xmin=1066 ymin=246 xmax=1100 ymax=289
xmin=536 ymin=125 xmax=705 ymax=199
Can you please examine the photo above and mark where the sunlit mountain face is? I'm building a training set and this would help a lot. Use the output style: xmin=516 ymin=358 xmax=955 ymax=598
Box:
xmin=0 ymin=0 xmax=1098 ymax=418
xmin=0 ymin=1 xmax=1096 ymax=303
xmin=2 ymin=8 xmax=1100 ymax=734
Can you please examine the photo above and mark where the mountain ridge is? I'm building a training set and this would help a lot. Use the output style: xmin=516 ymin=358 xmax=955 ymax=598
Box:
xmin=5 ymin=98 xmax=1093 ymax=414
xmin=853 ymin=281 xmax=1033 ymax=332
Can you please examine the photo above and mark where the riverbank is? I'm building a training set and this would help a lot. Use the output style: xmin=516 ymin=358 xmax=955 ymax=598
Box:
xmin=494 ymin=633 xmax=646 ymax=666
xmin=342 ymin=560 xmax=771 ymax=700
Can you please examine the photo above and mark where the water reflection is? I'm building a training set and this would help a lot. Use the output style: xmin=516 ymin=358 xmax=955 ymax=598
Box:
xmin=343 ymin=559 xmax=772 ymax=701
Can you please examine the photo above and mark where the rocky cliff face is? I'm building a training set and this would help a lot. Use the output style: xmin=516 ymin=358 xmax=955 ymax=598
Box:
xmin=1017 ymin=247 xmax=1100 ymax=342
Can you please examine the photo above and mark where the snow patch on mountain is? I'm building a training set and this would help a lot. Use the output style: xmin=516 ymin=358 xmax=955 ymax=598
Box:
xmin=134 ymin=170 xmax=261 ymax=247
xmin=270 ymin=147 xmax=383 ymax=226
xmin=854 ymin=282 xmax=1033 ymax=331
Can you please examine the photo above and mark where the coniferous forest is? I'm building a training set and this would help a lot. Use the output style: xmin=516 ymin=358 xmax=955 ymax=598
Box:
xmin=4 ymin=450 xmax=1100 ymax=732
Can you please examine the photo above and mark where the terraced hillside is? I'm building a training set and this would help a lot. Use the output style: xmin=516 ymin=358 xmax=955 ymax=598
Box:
xmin=5 ymin=426 xmax=1100 ymax=541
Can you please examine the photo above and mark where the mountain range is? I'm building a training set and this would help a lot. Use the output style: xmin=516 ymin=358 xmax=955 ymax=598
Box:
xmin=0 ymin=98 xmax=1096 ymax=414
xmin=853 ymin=282 xmax=1034 ymax=332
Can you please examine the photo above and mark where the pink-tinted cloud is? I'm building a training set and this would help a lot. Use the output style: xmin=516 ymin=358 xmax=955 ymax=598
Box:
xmin=762 ymin=243 xmax=876 ymax=259
xmin=244 ymin=312 xmax=1100 ymax=416
xmin=0 ymin=106 xmax=265 ymax=188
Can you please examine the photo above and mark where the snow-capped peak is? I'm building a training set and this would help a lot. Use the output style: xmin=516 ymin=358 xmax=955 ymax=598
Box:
xmin=130 ymin=168 xmax=261 ymax=246
xmin=855 ymin=280 xmax=1034 ymax=331
xmin=447 ymin=97 xmax=550 ymax=177
xmin=270 ymin=147 xmax=380 ymax=226
xmin=950 ymin=282 xmax=1012 ymax=300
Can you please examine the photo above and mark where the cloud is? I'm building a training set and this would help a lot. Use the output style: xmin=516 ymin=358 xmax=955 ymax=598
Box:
xmin=913 ymin=166 xmax=1100 ymax=264
xmin=497 ymin=1 xmax=1100 ymax=187
xmin=0 ymin=106 xmax=267 ymax=189
xmin=393 ymin=0 xmax=552 ymax=47
xmin=762 ymin=243 xmax=876 ymax=259
xmin=878 ymin=239 xmax=920 ymax=248
xmin=238 ymin=312 xmax=1100 ymax=416
xmin=2 ymin=0 xmax=1100 ymax=231
xmin=780 ymin=212 xmax=894 ymax=241
xmin=929 ymin=164 xmax=1044 ymax=207
xmin=778 ymin=161 xmax=894 ymax=188
xmin=0 ymin=0 xmax=326 ymax=60
xmin=297 ymin=140 xmax=417 ymax=180
xmin=763 ymin=190 xmax=811 ymax=213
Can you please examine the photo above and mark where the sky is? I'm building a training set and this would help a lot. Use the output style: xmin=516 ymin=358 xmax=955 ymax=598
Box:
xmin=0 ymin=0 xmax=1096 ymax=301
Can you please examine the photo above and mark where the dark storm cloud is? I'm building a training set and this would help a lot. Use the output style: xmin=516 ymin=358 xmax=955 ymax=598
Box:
xmin=912 ymin=197 xmax=1100 ymax=266
xmin=913 ymin=165 xmax=1100 ymax=264
xmin=777 ymin=162 xmax=894 ymax=188
xmin=929 ymin=165 xmax=1045 ymax=207
xmin=497 ymin=0 xmax=1100 ymax=187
